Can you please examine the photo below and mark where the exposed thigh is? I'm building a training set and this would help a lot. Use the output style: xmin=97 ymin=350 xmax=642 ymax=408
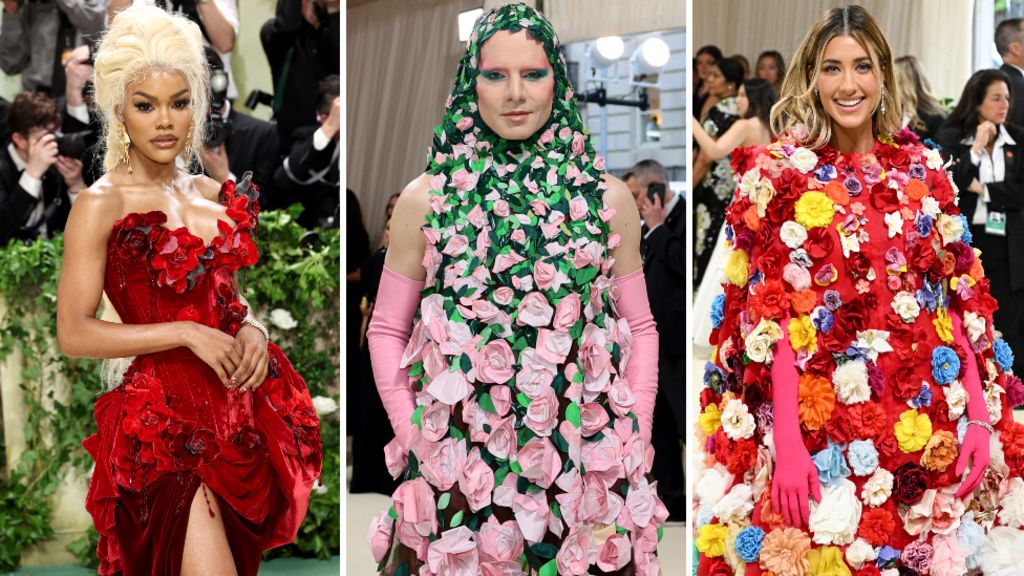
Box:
xmin=181 ymin=483 xmax=238 ymax=576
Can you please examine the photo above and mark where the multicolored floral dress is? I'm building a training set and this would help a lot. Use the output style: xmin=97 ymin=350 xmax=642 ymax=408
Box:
xmin=695 ymin=132 xmax=1024 ymax=576
xmin=84 ymin=176 xmax=321 ymax=575
xmin=694 ymin=96 xmax=739 ymax=287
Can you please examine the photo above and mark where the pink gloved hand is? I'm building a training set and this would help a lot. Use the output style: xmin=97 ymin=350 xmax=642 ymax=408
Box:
xmin=770 ymin=320 xmax=820 ymax=529
xmin=613 ymin=268 xmax=659 ymax=444
xmin=950 ymin=311 xmax=992 ymax=499
xmin=366 ymin=265 xmax=425 ymax=453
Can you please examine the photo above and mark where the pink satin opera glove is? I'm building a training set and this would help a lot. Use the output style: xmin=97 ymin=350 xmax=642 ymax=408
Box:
xmin=612 ymin=268 xmax=659 ymax=444
xmin=770 ymin=320 xmax=820 ymax=529
xmin=366 ymin=265 xmax=425 ymax=452
xmin=950 ymin=310 xmax=991 ymax=498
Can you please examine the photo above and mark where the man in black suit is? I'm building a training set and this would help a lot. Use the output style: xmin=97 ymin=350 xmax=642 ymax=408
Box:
xmin=629 ymin=159 xmax=685 ymax=521
xmin=0 ymin=91 xmax=85 ymax=246
xmin=997 ymin=18 xmax=1024 ymax=129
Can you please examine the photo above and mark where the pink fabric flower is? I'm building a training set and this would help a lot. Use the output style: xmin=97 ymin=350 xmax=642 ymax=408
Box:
xmin=471 ymin=299 xmax=501 ymax=323
xmin=596 ymin=533 xmax=632 ymax=572
xmin=530 ymin=199 xmax=549 ymax=216
xmin=594 ymin=156 xmax=605 ymax=170
xmin=536 ymin=328 xmax=572 ymax=364
xmin=477 ymin=340 xmax=515 ymax=384
xmin=580 ymin=402 xmax=610 ymax=436
xmin=525 ymin=386 xmax=559 ymax=436
xmin=393 ymin=477 xmax=437 ymax=559
xmin=493 ymin=286 xmax=514 ymax=306
xmin=512 ymin=490 xmax=550 ymax=543
xmin=422 ymin=341 xmax=447 ymax=380
xmin=426 ymin=526 xmax=480 ymax=576
xmin=493 ymin=199 xmax=511 ymax=218
xmin=367 ymin=508 xmax=394 ymax=563
xmin=458 ymin=447 xmax=494 ymax=512
xmin=490 ymin=384 xmax=511 ymax=416
xmin=510 ymin=228 xmax=526 ymax=244
xmin=553 ymin=292 xmax=582 ymax=332
xmin=477 ymin=516 xmax=524 ymax=563
xmin=517 ymin=292 xmax=554 ymax=327
xmin=486 ymin=415 xmax=516 ymax=460
xmin=517 ymin=436 xmax=560 ymax=488
xmin=452 ymin=168 xmax=479 ymax=192
xmin=571 ymin=132 xmax=586 ymax=158
xmin=418 ymin=437 xmax=467 ymax=491
xmin=493 ymin=251 xmax=525 ymax=273
xmin=556 ymin=528 xmax=594 ymax=576
xmin=462 ymin=397 xmax=498 ymax=443
xmin=534 ymin=259 xmax=556 ymax=290
xmin=624 ymin=478 xmax=664 ymax=529
xmin=456 ymin=117 xmax=474 ymax=132
xmin=421 ymin=400 xmax=451 ymax=442
xmin=581 ymin=433 xmax=624 ymax=482
xmin=480 ymin=562 xmax=524 ymax=576
xmin=427 ymin=369 xmax=470 ymax=405
xmin=384 ymin=437 xmax=408 ymax=479
xmin=515 ymin=348 xmax=557 ymax=398
xmin=422 ymin=244 xmax=443 ymax=279
xmin=466 ymin=204 xmax=486 ymax=228
xmin=606 ymin=379 xmax=636 ymax=417
xmin=579 ymin=471 xmax=620 ymax=524
xmin=539 ymin=127 xmax=554 ymax=145
xmin=930 ymin=533 xmax=968 ymax=576
xmin=569 ymin=195 xmax=589 ymax=221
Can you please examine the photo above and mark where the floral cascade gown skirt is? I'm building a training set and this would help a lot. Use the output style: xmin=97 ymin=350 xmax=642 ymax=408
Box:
xmin=83 ymin=178 xmax=322 ymax=575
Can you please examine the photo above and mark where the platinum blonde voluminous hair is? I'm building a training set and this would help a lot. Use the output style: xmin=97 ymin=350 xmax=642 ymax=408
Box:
xmin=92 ymin=4 xmax=209 ymax=173
xmin=770 ymin=4 xmax=901 ymax=149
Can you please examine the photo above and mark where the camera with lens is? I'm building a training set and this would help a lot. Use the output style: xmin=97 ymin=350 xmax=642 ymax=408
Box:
xmin=204 ymin=69 xmax=232 ymax=148
xmin=54 ymin=130 xmax=92 ymax=158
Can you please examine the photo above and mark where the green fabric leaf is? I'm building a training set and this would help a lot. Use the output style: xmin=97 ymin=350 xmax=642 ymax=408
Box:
xmin=479 ymin=392 xmax=497 ymax=413
xmin=387 ymin=506 xmax=398 ymax=520
xmin=531 ymin=542 xmax=559 ymax=559
xmin=450 ymin=510 xmax=464 ymax=528
xmin=510 ymin=460 xmax=523 ymax=475
xmin=539 ymin=559 xmax=558 ymax=576
xmin=566 ymin=402 xmax=581 ymax=428
xmin=411 ymin=406 xmax=424 ymax=429
xmin=438 ymin=492 xmax=451 ymax=510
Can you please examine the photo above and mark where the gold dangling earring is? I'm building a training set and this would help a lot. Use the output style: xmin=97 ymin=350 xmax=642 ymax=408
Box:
xmin=183 ymin=125 xmax=193 ymax=165
xmin=119 ymin=122 xmax=132 ymax=174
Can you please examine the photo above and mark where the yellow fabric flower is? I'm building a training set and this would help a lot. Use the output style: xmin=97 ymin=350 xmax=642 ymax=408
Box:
xmin=700 ymin=402 xmax=723 ymax=435
xmin=806 ymin=546 xmax=852 ymax=576
xmin=894 ymin=409 xmax=932 ymax=453
xmin=725 ymin=249 xmax=750 ymax=287
xmin=933 ymin=307 xmax=953 ymax=344
xmin=696 ymin=523 xmax=729 ymax=557
xmin=794 ymin=191 xmax=835 ymax=229
xmin=788 ymin=315 xmax=818 ymax=355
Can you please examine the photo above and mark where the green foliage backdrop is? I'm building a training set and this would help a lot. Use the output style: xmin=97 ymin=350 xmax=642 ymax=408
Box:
xmin=0 ymin=207 xmax=340 ymax=570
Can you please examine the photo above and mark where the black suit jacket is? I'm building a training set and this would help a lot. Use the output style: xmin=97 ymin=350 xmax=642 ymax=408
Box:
xmin=225 ymin=108 xmax=280 ymax=207
xmin=1002 ymin=63 xmax=1024 ymax=131
xmin=0 ymin=143 xmax=68 ymax=246
xmin=643 ymin=195 xmax=686 ymax=357
xmin=936 ymin=123 xmax=1024 ymax=289
xmin=273 ymin=124 xmax=339 ymax=229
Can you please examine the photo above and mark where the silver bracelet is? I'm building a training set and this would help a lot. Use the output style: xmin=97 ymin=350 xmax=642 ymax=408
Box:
xmin=241 ymin=318 xmax=269 ymax=343
xmin=967 ymin=420 xmax=994 ymax=434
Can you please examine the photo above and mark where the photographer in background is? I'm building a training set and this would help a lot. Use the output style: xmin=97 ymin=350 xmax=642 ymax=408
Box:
xmin=626 ymin=159 xmax=686 ymax=522
xmin=199 ymin=49 xmax=280 ymax=206
xmin=273 ymin=74 xmax=339 ymax=229
xmin=0 ymin=0 xmax=105 ymax=97
xmin=0 ymin=92 xmax=85 ymax=246
xmin=59 ymin=43 xmax=102 ymax=186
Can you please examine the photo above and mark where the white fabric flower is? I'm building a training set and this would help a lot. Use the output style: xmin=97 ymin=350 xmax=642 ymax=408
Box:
xmin=695 ymin=465 xmax=733 ymax=509
xmin=789 ymin=147 xmax=818 ymax=173
xmin=921 ymin=196 xmax=941 ymax=218
xmin=963 ymin=312 xmax=986 ymax=345
xmin=856 ymin=329 xmax=894 ymax=362
xmin=986 ymin=383 xmax=1006 ymax=425
xmin=998 ymin=477 xmax=1024 ymax=528
xmin=808 ymin=478 xmax=862 ymax=545
xmin=860 ymin=467 xmax=893 ymax=506
xmin=833 ymin=360 xmax=871 ymax=405
xmin=312 ymin=395 xmax=339 ymax=416
xmin=944 ymin=379 xmax=967 ymax=421
xmin=925 ymin=148 xmax=943 ymax=170
xmin=744 ymin=317 xmax=782 ymax=364
xmin=712 ymin=483 xmax=754 ymax=524
xmin=884 ymin=211 xmax=903 ymax=238
xmin=720 ymin=398 xmax=756 ymax=440
xmin=979 ymin=526 xmax=1024 ymax=576
xmin=269 ymin=308 xmax=298 ymax=330
xmin=891 ymin=291 xmax=921 ymax=323
xmin=936 ymin=213 xmax=965 ymax=246
xmin=779 ymin=220 xmax=808 ymax=249
xmin=845 ymin=538 xmax=878 ymax=569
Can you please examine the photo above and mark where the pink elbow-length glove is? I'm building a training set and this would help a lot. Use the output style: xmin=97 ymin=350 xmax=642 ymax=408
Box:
xmin=613 ymin=268 xmax=659 ymax=444
xmin=770 ymin=320 xmax=820 ymax=529
xmin=366 ymin=265 xmax=425 ymax=452
xmin=950 ymin=311 xmax=991 ymax=498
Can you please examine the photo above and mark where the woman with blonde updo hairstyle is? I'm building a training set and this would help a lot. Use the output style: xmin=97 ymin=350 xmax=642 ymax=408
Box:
xmin=55 ymin=5 xmax=322 ymax=575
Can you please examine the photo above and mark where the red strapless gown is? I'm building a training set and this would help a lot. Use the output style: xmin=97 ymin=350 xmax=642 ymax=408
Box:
xmin=82 ymin=178 xmax=322 ymax=575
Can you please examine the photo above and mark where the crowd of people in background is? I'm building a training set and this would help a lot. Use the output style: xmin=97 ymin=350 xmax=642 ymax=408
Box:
xmin=693 ymin=15 xmax=1024 ymax=384
xmin=0 ymin=0 xmax=340 ymax=247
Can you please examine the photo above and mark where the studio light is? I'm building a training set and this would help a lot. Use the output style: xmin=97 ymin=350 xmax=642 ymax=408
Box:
xmin=630 ymin=37 xmax=671 ymax=75
xmin=458 ymin=8 xmax=483 ymax=42
xmin=586 ymin=36 xmax=624 ymax=69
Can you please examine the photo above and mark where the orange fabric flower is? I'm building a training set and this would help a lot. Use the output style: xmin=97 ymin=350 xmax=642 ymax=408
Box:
xmin=920 ymin=429 xmax=958 ymax=472
xmin=824 ymin=181 xmax=849 ymax=205
xmin=905 ymin=179 xmax=929 ymax=201
xmin=790 ymin=289 xmax=818 ymax=315
xmin=750 ymin=280 xmax=791 ymax=320
xmin=759 ymin=527 xmax=812 ymax=576
xmin=798 ymin=373 xmax=835 ymax=431
xmin=744 ymin=203 xmax=762 ymax=232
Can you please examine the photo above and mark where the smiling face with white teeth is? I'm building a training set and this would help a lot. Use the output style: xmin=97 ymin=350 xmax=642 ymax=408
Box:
xmin=815 ymin=35 xmax=882 ymax=153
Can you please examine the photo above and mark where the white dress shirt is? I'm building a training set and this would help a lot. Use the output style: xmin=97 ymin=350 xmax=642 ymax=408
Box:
xmin=967 ymin=124 xmax=1016 ymax=226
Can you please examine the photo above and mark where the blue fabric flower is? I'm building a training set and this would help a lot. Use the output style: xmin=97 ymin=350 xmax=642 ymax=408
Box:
xmin=734 ymin=526 xmax=764 ymax=562
xmin=910 ymin=382 xmax=933 ymax=408
xmin=823 ymin=289 xmax=842 ymax=311
xmin=810 ymin=306 xmax=834 ymax=334
xmin=915 ymin=214 xmax=934 ymax=237
xmin=959 ymin=214 xmax=973 ymax=244
xmin=814 ymin=164 xmax=837 ymax=182
xmin=876 ymin=546 xmax=900 ymax=567
xmin=844 ymin=176 xmax=862 ymax=196
xmin=710 ymin=294 xmax=725 ymax=329
xmin=847 ymin=439 xmax=879 ymax=476
xmin=994 ymin=338 xmax=1015 ymax=371
xmin=704 ymin=361 xmax=726 ymax=394
xmin=908 ymin=163 xmax=926 ymax=180
xmin=812 ymin=441 xmax=851 ymax=486
xmin=957 ymin=514 xmax=987 ymax=570
xmin=932 ymin=346 xmax=960 ymax=384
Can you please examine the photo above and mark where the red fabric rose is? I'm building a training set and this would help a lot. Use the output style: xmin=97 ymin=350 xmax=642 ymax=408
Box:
xmin=698 ymin=557 xmax=732 ymax=576
xmin=909 ymin=240 xmax=937 ymax=276
xmin=749 ymin=279 xmax=790 ymax=320
xmin=806 ymin=227 xmax=836 ymax=260
xmin=893 ymin=462 xmax=929 ymax=504
xmin=846 ymin=251 xmax=872 ymax=280
xmin=857 ymin=507 xmax=895 ymax=547
xmin=1000 ymin=421 xmax=1024 ymax=475
xmin=855 ymin=565 xmax=881 ymax=576
xmin=152 ymin=229 xmax=206 ymax=292
xmin=122 ymin=377 xmax=171 ymax=443
xmin=726 ymin=438 xmax=757 ymax=475
xmin=825 ymin=403 xmax=853 ymax=444
xmin=113 ymin=211 xmax=166 ymax=259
